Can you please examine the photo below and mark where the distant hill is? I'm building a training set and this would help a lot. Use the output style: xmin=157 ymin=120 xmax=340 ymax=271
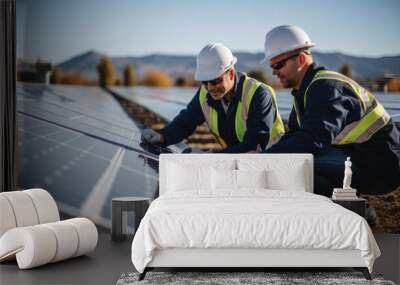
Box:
xmin=56 ymin=50 xmax=400 ymax=81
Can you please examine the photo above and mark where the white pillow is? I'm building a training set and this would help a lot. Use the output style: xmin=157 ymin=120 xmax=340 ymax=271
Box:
xmin=167 ymin=162 xmax=211 ymax=191
xmin=236 ymin=169 xmax=267 ymax=189
xmin=211 ymin=169 xmax=267 ymax=190
xmin=211 ymin=168 xmax=237 ymax=190
xmin=238 ymin=159 xmax=307 ymax=191
xmin=266 ymin=165 xmax=306 ymax=191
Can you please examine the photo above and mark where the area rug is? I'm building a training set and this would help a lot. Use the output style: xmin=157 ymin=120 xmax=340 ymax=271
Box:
xmin=116 ymin=271 xmax=395 ymax=285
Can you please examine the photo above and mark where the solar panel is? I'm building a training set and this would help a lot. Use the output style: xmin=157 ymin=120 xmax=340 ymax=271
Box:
xmin=17 ymin=83 xmax=175 ymax=228
xmin=18 ymin=83 xmax=140 ymax=145
xmin=110 ymin=86 xmax=190 ymax=122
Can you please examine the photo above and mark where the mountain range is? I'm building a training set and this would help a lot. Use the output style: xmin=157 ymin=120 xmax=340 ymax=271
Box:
xmin=56 ymin=50 xmax=400 ymax=81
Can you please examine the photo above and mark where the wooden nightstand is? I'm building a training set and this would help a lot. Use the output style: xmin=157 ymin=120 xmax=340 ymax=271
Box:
xmin=331 ymin=197 xmax=366 ymax=219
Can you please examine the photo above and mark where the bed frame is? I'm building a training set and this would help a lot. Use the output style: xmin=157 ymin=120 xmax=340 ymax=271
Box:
xmin=138 ymin=154 xmax=372 ymax=281
xmin=140 ymin=248 xmax=371 ymax=280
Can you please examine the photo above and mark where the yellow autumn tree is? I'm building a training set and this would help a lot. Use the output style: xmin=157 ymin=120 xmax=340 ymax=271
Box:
xmin=124 ymin=64 xmax=136 ymax=86
xmin=141 ymin=69 xmax=172 ymax=87
xmin=50 ymin=67 xmax=62 ymax=84
xmin=387 ymin=79 xmax=400 ymax=92
xmin=97 ymin=56 xmax=116 ymax=87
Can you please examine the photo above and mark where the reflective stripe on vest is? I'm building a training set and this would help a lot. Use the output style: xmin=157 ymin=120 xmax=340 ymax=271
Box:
xmin=265 ymin=84 xmax=285 ymax=148
xmin=295 ymin=70 xmax=391 ymax=145
xmin=199 ymin=75 xmax=284 ymax=149
xmin=199 ymin=86 xmax=227 ymax=148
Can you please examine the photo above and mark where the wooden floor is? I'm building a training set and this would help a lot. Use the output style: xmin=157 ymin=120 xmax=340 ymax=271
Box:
xmin=1 ymin=228 xmax=398 ymax=285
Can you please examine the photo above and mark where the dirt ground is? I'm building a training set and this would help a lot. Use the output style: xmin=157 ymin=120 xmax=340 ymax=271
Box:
xmin=362 ymin=185 xmax=400 ymax=233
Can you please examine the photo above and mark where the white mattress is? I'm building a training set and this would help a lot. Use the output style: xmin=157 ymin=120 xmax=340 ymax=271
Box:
xmin=131 ymin=190 xmax=380 ymax=273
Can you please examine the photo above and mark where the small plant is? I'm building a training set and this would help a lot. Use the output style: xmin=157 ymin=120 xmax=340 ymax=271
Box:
xmin=339 ymin=64 xmax=352 ymax=78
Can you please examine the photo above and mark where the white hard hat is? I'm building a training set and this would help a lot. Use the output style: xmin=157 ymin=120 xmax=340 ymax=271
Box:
xmin=261 ymin=25 xmax=315 ymax=63
xmin=195 ymin=43 xmax=237 ymax=81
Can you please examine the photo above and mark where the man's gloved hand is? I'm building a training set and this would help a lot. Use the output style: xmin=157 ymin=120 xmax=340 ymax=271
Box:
xmin=141 ymin=128 xmax=163 ymax=144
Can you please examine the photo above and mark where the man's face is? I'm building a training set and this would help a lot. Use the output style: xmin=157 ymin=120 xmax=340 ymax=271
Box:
xmin=203 ymin=69 xmax=234 ymax=100
xmin=270 ymin=53 xmax=300 ymax=88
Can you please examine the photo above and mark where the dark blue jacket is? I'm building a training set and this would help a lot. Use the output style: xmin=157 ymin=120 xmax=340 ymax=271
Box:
xmin=266 ymin=63 xmax=400 ymax=187
xmin=159 ymin=72 xmax=277 ymax=153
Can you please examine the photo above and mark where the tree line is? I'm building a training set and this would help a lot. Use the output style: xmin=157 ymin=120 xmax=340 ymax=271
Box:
xmin=51 ymin=56 xmax=180 ymax=87
xmin=49 ymin=58 xmax=400 ymax=91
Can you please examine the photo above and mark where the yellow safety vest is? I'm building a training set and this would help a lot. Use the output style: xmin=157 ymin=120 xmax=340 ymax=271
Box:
xmin=294 ymin=70 xmax=391 ymax=145
xmin=199 ymin=75 xmax=284 ymax=149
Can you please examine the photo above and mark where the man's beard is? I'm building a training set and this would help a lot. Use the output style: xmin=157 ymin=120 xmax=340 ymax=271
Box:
xmin=209 ymin=87 xmax=226 ymax=100
xmin=281 ymin=77 xmax=296 ymax=88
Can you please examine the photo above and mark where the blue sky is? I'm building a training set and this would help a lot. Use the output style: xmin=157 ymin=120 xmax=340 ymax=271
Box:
xmin=17 ymin=0 xmax=400 ymax=64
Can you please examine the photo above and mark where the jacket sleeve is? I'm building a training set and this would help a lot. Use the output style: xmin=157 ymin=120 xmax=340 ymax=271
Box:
xmin=266 ymin=80 xmax=353 ymax=154
xmin=158 ymin=90 xmax=205 ymax=146
xmin=218 ymin=85 xmax=275 ymax=153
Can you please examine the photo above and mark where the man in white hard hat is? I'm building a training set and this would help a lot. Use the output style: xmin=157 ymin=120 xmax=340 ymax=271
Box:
xmin=261 ymin=25 xmax=400 ymax=198
xmin=141 ymin=43 xmax=284 ymax=153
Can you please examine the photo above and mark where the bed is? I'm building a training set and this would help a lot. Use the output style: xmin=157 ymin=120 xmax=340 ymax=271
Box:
xmin=131 ymin=154 xmax=380 ymax=280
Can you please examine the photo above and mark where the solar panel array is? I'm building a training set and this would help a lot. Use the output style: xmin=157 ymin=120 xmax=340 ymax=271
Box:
xmin=111 ymin=86 xmax=192 ymax=122
xmin=17 ymin=83 xmax=164 ymax=228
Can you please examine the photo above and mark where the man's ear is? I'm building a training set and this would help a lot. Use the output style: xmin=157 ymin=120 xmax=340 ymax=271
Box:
xmin=298 ymin=53 xmax=306 ymax=66
xmin=229 ymin=68 xmax=235 ymax=80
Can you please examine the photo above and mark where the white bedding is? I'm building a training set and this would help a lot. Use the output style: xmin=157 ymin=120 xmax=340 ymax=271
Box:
xmin=131 ymin=190 xmax=380 ymax=273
